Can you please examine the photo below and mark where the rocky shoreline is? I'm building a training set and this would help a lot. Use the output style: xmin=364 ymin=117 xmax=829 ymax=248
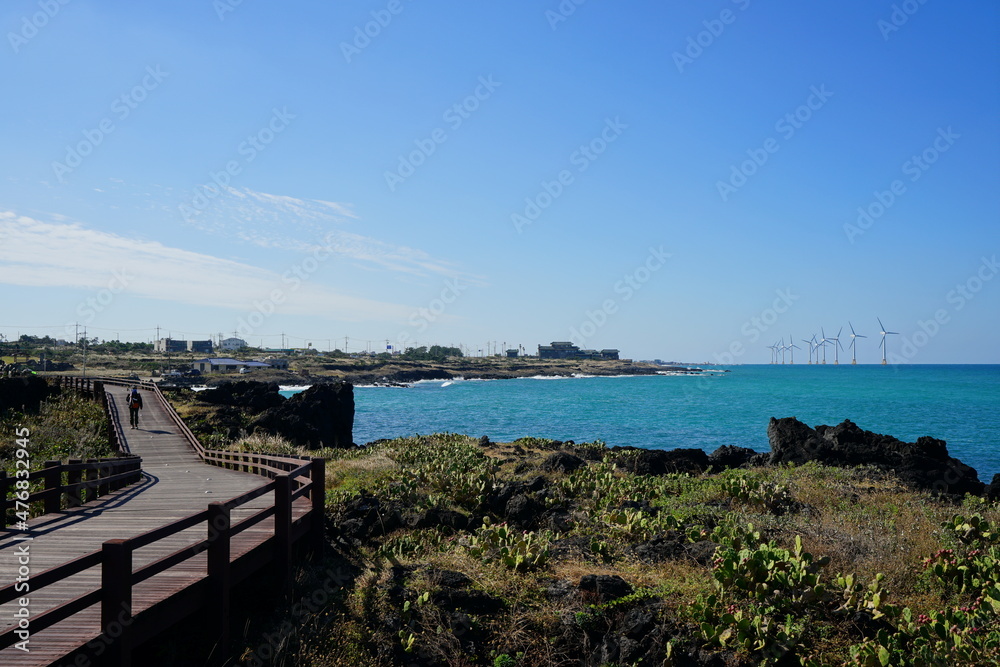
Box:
xmin=145 ymin=379 xmax=1000 ymax=665
xmin=157 ymin=358 xmax=701 ymax=390
xmin=166 ymin=379 xmax=1000 ymax=497
xmin=205 ymin=417 xmax=1000 ymax=666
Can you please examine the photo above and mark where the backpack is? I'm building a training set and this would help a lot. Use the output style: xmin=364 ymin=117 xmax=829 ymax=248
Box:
xmin=129 ymin=392 xmax=141 ymax=409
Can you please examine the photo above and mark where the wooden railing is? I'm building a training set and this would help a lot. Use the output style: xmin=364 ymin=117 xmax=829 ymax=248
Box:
xmin=0 ymin=457 xmax=143 ymax=529
xmin=0 ymin=376 xmax=328 ymax=665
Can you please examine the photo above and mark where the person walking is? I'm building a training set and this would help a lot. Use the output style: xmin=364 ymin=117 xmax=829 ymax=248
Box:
xmin=126 ymin=386 xmax=143 ymax=429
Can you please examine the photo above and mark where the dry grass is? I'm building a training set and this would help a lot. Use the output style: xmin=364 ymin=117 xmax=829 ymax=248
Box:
xmin=216 ymin=435 xmax=1000 ymax=666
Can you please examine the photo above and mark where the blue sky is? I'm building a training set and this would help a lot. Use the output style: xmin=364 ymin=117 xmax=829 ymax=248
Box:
xmin=1 ymin=0 xmax=997 ymax=363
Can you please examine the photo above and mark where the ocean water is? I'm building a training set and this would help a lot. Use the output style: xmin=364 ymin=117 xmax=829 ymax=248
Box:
xmin=283 ymin=365 xmax=1000 ymax=481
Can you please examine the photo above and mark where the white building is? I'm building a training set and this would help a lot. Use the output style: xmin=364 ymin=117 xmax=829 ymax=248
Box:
xmin=219 ymin=337 xmax=247 ymax=352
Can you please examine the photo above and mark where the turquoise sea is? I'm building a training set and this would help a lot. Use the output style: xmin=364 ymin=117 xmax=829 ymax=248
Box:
xmin=283 ymin=365 xmax=1000 ymax=481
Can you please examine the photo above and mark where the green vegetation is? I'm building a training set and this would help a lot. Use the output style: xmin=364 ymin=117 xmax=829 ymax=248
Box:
xmin=0 ymin=391 xmax=114 ymax=466
xmin=218 ymin=433 xmax=1000 ymax=666
xmin=0 ymin=389 xmax=117 ymax=520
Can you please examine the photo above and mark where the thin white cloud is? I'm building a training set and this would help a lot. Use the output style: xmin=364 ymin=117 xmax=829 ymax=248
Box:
xmin=181 ymin=186 xmax=485 ymax=284
xmin=0 ymin=211 xmax=412 ymax=321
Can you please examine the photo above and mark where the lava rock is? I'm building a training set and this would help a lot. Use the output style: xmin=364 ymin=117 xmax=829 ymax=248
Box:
xmin=767 ymin=417 xmax=984 ymax=496
xmin=542 ymin=451 xmax=587 ymax=473
xmin=250 ymin=381 xmax=354 ymax=449
xmin=333 ymin=495 xmax=400 ymax=541
xmin=543 ymin=578 xmax=576 ymax=601
xmin=611 ymin=446 xmax=710 ymax=476
xmin=489 ymin=481 xmax=528 ymax=514
xmin=0 ymin=376 xmax=59 ymax=416
xmin=198 ymin=380 xmax=285 ymax=410
xmin=578 ymin=574 xmax=633 ymax=602
xmin=427 ymin=569 xmax=472 ymax=588
xmin=505 ymin=493 xmax=543 ymax=529
xmin=540 ymin=508 xmax=573 ymax=532
xmin=631 ymin=533 xmax=687 ymax=563
xmin=986 ymin=474 xmax=1000 ymax=501
xmin=525 ymin=475 xmax=549 ymax=492
xmin=708 ymin=445 xmax=758 ymax=470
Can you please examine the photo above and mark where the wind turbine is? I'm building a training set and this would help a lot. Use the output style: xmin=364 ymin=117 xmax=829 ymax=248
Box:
xmin=848 ymin=322 xmax=866 ymax=365
xmin=877 ymin=317 xmax=899 ymax=365
xmin=818 ymin=329 xmax=829 ymax=364
xmin=788 ymin=336 xmax=800 ymax=364
xmin=827 ymin=327 xmax=844 ymax=365
xmin=778 ymin=338 xmax=787 ymax=365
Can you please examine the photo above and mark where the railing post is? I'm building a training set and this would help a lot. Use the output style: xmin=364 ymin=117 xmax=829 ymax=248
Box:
xmin=102 ymin=539 xmax=133 ymax=667
xmin=274 ymin=474 xmax=292 ymax=593
xmin=99 ymin=461 xmax=111 ymax=497
xmin=310 ymin=459 xmax=326 ymax=559
xmin=43 ymin=460 xmax=61 ymax=514
xmin=108 ymin=460 xmax=120 ymax=492
xmin=207 ymin=502 xmax=231 ymax=660
xmin=86 ymin=458 xmax=99 ymax=502
xmin=67 ymin=459 xmax=83 ymax=507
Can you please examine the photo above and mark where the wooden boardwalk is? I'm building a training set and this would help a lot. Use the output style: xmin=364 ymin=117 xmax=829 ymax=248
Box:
xmin=0 ymin=383 xmax=315 ymax=666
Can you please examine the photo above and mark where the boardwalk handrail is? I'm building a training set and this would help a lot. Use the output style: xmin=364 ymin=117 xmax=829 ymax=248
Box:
xmin=0 ymin=461 xmax=323 ymax=659
xmin=0 ymin=457 xmax=142 ymax=529
xmin=0 ymin=376 xmax=328 ymax=664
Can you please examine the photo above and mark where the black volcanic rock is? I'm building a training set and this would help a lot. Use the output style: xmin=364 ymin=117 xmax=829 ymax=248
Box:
xmin=767 ymin=417 xmax=983 ymax=496
xmin=0 ymin=376 xmax=58 ymax=415
xmin=611 ymin=446 xmax=709 ymax=476
xmin=578 ymin=574 xmax=633 ymax=602
xmin=505 ymin=493 xmax=543 ymax=529
xmin=249 ymin=382 xmax=354 ymax=449
xmin=708 ymin=445 xmax=757 ymax=470
xmin=542 ymin=451 xmax=586 ymax=473
xmin=985 ymin=474 xmax=1000 ymax=501
xmin=198 ymin=380 xmax=284 ymax=410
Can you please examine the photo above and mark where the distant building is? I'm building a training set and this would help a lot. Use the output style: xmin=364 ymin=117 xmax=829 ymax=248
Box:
xmin=505 ymin=349 xmax=519 ymax=358
xmin=192 ymin=358 xmax=270 ymax=373
xmin=537 ymin=342 xmax=620 ymax=360
xmin=156 ymin=338 xmax=214 ymax=353
xmin=155 ymin=338 xmax=186 ymax=353
xmin=538 ymin=342 xmax=577 ymax=359
xmin=219 ymin=337 xmax=247 ymax=351
xmin=262 ymin=357 xmax=289 ymax=370
xmin=188 ymin=340 xmax=214 ymax=353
